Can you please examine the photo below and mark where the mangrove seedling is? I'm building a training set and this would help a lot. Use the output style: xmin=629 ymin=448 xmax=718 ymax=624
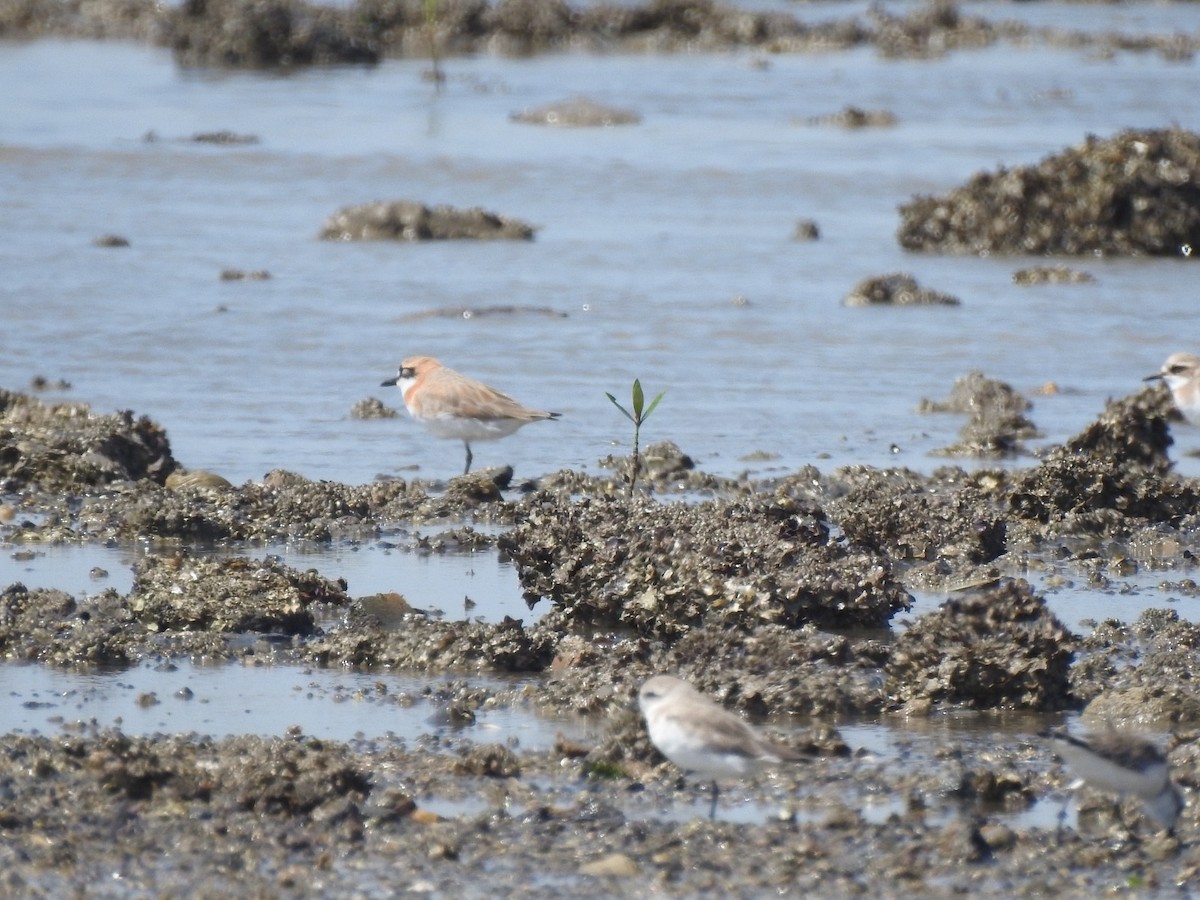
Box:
xmin=606 ymin=378 xmax=665 ymax=497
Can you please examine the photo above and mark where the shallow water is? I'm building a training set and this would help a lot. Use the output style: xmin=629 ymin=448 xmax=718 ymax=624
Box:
xmin=0 ymin=654 xmax=1085 ymax=827
xmin=0 ymin=660 xmax=583 ymax=745
xmin=3 ymin=14 xmax=1200 ymax=488
xmin=0 ymin=536 xmax=535 ymax=622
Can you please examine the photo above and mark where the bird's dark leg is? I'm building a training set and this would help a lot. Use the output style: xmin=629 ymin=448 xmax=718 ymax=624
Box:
xmin=709 ymin=780 xmax=719 ymax=820
xmin=463 ymin=442 xmax=473 ymax=475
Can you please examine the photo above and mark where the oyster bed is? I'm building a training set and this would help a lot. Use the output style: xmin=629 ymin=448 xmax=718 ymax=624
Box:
xmin=4 ymin=376 xmax=1200 ymax=895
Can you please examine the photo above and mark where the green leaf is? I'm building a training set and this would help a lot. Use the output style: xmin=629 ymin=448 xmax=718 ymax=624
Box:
xmin=631 ymin=379 xmax=645 ymax=419
xmin=606 ymin=392 xmax=634 ymax=423
xmin=643 ymin=390 xmax=665 ymax=420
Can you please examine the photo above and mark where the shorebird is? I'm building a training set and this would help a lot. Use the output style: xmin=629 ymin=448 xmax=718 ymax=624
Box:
xmin=637 ymin=675 xmax=805 ymax=819
xmin=1043 ymin=727 xmax=1184 ymax=834
xmin=1145 ymin=352 xmax=1200 ymax=425
xmin=381 ymin=356 xmax=560 ymax=475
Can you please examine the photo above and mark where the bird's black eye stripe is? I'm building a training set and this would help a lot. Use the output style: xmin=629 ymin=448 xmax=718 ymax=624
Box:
xmin=1169 ymin=365 xmax=1190 ymax=375
xmin=400 ymin=366 xmax=415 ymax=378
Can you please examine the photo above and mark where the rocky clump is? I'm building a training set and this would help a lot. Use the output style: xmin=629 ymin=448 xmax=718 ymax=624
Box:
xmin=919 ymin=371 xmax=1039 ymax=457
xmin=800 ymin=105 xmax=897 ymax=128
xmin=0 ymin=554 xmax=349 ymax=665
xmin=320 ymin=200 xmax=536 ymax=241
xmin=842 ymin=272 xmax=960 ymax=307
xmin=53 ymin=470 xmax=518 ymax=544
xmin=869 ymin=0 xmax=1007 ymax=59
xmin=304 ymin=607 xmax=557 ymax=672
xmin=129 ymin=554 xmax=349 ymax=634
xmin=499 ymin=494 xmax=912 ymax=636
xmin=886 ymin=579 xmax=1075 ymax=712
xmin=0 ymin=389 xmax=177 ymax=491
xmin=1007 ymin=387 xmax=1200 ymax=538
xmin=5 ymin=0 xmax=1198 ymax=70
xmin=1071 ymin=609 xmax=1200 ymax=728
xmin=1011 ymin=266 xmax=1095 ymax=286
xmin=169 ymin=0 xmax=380 ymax=68
xmin=898 ymin=127 xmax=1200 ymax=256
xmin=0 ymin=585 xmax=152 ymax=666
xmin=825 ymin=466 xmax=1007 ymax=571
xmin=510 ymin=96 xmax=641 ymax=127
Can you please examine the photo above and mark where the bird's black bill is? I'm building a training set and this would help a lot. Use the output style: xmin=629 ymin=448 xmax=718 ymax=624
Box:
xmin=380 ymin=377 xmax=398 ymax=387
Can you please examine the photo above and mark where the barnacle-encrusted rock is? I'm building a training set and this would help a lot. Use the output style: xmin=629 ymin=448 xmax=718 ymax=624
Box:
xmin=499 ymin=494 xmax=912 ymax=636
xmin=919 ymin=371 xmax=1039 ymax=457
xmin=658 ymin=624 xmax=891 ymax=717
xmin=1071 ymin=609 xmax=1200 ymax=727
xmin=0 ymin=585 xmax=143 ymax=665
xmin=1011 ymin=266 xmax=1095 ymax=286
xmin=826 ymin=466 xmax=1007 ymax=568
xmin=0 ymin=388 xmax=177 ymax=491
xmin=72 ymin=472 xmax=485 ymax=543
xmin=843 ymin=273 xmax=960 ymax=307
xmin=304 ymin=611 xmax=557 ymax=672
xmin=320 ymin=200 xmax=535 ymax=241
xmin=886 ymin=579 xmax=1075 ymax=711
xmin=1008 ymin=387 xmax=1199 ymax=536
xmin=869 ymin=0 xmax=1005 ymax=59
xmin=452 ymin=743 xmax=520 ymax=778
xmin=898 ymin=127 xmax=1200 ymax=256
xmin=169 ymin=0 xmax=379 ymax=67
xmin=128 ymin=554 xmax=349 ymax=634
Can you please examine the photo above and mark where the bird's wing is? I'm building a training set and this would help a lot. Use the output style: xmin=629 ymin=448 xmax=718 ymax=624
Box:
xmin=426 ymin=368 xmax=551 ymax=421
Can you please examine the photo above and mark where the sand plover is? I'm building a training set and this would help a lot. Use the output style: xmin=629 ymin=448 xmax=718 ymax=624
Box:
xmin=637 ymin=675 xmax=805 ymax=819
xmin=381 ymin=356 xmax=560 ymax=475
xmin=1043 ymin=727 xmax=1184 ymax=834
xmin=1145 ymin=352 xmax=1200 ymax=425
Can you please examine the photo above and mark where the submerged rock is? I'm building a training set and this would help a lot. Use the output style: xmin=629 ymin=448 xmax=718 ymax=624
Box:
xmin=1011 ymin=266 xmax=1095 ymax=286
xmin=320 ymin=200 xmax=536 ymax=241
xmin=843 ymin=273 xmax=960 ymax=307
xmin=898 ymin=127 xmax=1200 ymax=256
xmin=510 ymin=96 xmax=641 ymax=127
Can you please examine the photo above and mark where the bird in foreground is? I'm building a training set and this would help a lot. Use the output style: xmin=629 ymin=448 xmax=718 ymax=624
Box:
xmin=381 ymin=356 xmax=560 ymax=475
xmin=1145 ymin=352 xmax=1200 ymax=425
xmin=1042 ymin=727 xmax=1184 ymax=834
xmin=637 ymin=675 xmax=806 ymax=819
